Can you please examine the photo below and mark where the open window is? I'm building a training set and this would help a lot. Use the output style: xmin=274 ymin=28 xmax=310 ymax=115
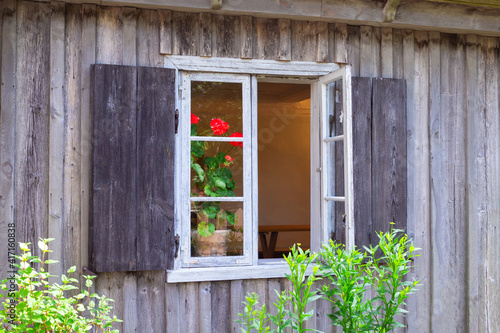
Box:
xmin=90 ymin=60 xmax=407 ymax=281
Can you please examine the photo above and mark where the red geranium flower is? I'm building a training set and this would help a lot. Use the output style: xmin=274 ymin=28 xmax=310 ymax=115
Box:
xmin=225 ymin=155 xmax=233 ymax=162
xmin=191 ymin=114 xmax=200 ymax=124
xmin=210 ymin=118 xmax=229 ymax=135
xmin=229 ymin=132 xmax=243 ymax=147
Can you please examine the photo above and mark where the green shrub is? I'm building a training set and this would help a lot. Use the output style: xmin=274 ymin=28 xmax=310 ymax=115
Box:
xmin=0 ymin=238 xmax=122 ymax=332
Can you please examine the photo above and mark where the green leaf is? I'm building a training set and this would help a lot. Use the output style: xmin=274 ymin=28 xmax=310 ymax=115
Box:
xmin=192 ymin=163 xmax=205 ymax=182
xmin=204 ymin=157 xmax=218 ymax=170
xmin=215 ymin=179 xmax=226 ymax=189
xmin=191 ymin=124 xmax=198 ymax=136
xmin=226 ymin=212 xmax=236 ymax=226
xmin=198 ymin=221 xmax=216 ymax=237
xmin=191 ymin=141 xmax=205 ymax=157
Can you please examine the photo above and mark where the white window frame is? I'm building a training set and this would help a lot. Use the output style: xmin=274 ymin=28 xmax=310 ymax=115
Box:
xmin=166 ymin=56 xmax=353 ymax=283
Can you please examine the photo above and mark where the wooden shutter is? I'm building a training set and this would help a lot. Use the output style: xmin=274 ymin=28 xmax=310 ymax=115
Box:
xmin=350 ymin=77 xmax=407 ymax=249
xmin=91 ymin=64 xmax=176 ymax=272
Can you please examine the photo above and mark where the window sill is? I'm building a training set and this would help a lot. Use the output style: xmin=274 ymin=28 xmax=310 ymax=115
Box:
xmin=166 ymin=259 xmax=315 ymax=283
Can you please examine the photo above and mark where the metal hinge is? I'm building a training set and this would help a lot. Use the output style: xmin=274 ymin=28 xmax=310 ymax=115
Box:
xmin=174 ymin=234 xmax=180 ymax=258
xmin=175 ymin=109 xmax=179 ymax=134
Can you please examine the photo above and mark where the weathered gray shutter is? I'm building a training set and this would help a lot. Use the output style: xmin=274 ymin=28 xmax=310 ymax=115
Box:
xmin=336 ymin=77 xmax=407 ymax=248
xmin=91 ymin=64 xmax=176 ymax=272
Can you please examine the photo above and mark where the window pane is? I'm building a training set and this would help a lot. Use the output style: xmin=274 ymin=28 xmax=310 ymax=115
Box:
xmin=191 ymin=81 xmax=243 ymax=136
xmin=327 ymin=200 xmax=346 ymax=244
xmin=326 ymin=78 xmax=344 ymax=137
xmin=190 ymin=141 xmax=244 ymax=197
xmin=327 ymin=141 xmax=345 ymax=197
xmin=191 ymin=201 xmax=244 ymax=257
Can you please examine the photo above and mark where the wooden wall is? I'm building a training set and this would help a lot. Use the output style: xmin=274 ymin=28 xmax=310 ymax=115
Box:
xmin=1 ymin=1 xmax=499 ymax=332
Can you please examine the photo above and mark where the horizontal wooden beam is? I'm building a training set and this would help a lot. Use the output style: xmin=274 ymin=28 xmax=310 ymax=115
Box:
xmin=25 ymin=0 xmax=500 ymax=36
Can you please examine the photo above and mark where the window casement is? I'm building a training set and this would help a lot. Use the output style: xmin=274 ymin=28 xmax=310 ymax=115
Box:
xmin=90 ymin=59 xmax=407 ymax=282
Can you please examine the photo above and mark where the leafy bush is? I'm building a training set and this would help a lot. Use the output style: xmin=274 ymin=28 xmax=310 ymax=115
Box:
xmin=0 ymin=238 xmax=121 ymax=332
xmin=236 ymin=228 xmax=420 ymax=333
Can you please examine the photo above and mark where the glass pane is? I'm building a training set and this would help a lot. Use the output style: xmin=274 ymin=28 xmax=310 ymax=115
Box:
xmin=326 ymin=78 xmax=344 ymax=137
xmin=190 ymin=141 xmax=244 ymax=197
xmin=327 ymin=141 xmax=345 ymax=197
xmin=327 ymin=201 xmax=345 ymax=244
xmin=191 ymin=201 xmax=244 ymax=257
xmin=190 ymin=81 xmax=243 ymax=137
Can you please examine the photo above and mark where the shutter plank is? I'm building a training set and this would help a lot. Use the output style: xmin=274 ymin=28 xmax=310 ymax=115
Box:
xmin=92 ymin=64 xmax=137 ymax=272
xmin=352 ymin=77 xmax=373 ymax=248
xmin=372 ymin=78 xmax=407 ymax=236
xmin=136 ymin=67 xmax=176 ymax=271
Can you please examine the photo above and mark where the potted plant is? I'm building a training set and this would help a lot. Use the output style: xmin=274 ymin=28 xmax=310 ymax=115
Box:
xmin=190 ymin=114 xmax=243 ymax=256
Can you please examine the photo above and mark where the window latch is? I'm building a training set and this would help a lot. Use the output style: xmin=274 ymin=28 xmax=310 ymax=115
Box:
xmin=175 ymin=109 xmax=179 ymax=134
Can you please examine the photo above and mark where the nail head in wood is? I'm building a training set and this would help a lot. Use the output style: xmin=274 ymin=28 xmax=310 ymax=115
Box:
xmin=211 ymin=0 xmax=222 ymax=10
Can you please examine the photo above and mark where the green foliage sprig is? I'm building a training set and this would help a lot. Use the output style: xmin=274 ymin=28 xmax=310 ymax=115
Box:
xmin=0 ymin=239 xmax=122 ymax=332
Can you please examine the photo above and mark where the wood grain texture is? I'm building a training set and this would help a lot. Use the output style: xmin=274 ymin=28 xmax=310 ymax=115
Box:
xmin=79 ymin=3 xmax=96 ymax=284
xmin=48 ymin=1 xmax=65 ymax=281
xmin=230 ymin=280 xmax=244 ymax=333
xmin=392 ymin=29 xmax=404 ymax=79
xmin=136 ymin=67 xmax=176 ymax=271
xmin=95 ymin=272 xmax=125 ymax=332
xmin=372 ymin=78 xmax=407 ymax=234
xmin=122 ymin=273 xmax=138 ymax=333
xmin=159 ymin=9 xmax=172 ymax=55
xmin=199 ymin=12 xmax=211 ymax=57
xmin=96 ymin=7 xmax=122 ymax=64
xmin=63 ymin=3 xmax=83 ymax=284
xmin=211 ymin=281 xmax=232 ymax=332
xmin=240 ymin=16 xmax=252 ymax=59
xmin=199 ymin=281 xmax=212 ymax=333
xmin=334 ymin=23 xmax=347 ymax=63
xmin=406 ymin=29 xmax=431 ymax=333
xmin=178 ymin=283 xmax=200 ymax=332
xmin=92 ymin=65 xmax=137 ymax=272
xmin=137 ymin=271 xmax=167 ymax=332
xmin=291 ymin=20 xmax=316 ymax=62
xmin=381 ymin=27 xmax=393 ymax=77
xmin=360 ymin=25 xmax=381 ymax=77
xmin=346 ymin=25 xmax=360 ymax=76
xmin=254 ymin=17 xmax=278 ymax=60
xmin=173 ymin=11 xmax=199 ymax=56
xmin=213 ymin=14 xmax=239 ymax=58
xmin=166 ymin=283 xmax=181 ymax=332
xmin=352 ymin=77 xmax=373 ymax=248
xmin=0 ymin=0 xmax=17 ymax=282
xmin=137 ymin=9 xmax=163 ymax=67
xmin=316 ymin=21 xmax=329 ymax=63
xmin=278 ymin=18 xmax=291 ymax=61
xmin=15 ymin=1 xmax=51 ymax=252
xmin=431 ymin=33 xmax=467 ymax=333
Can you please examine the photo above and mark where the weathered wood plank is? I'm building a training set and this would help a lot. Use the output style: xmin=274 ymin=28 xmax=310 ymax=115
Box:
xmin=291 ymin=20 xmax=316 ymax=62
xmin=122 ymin=8 xmax=137 ymax=65
xmin=406 ymin=29 xmax=431 ymax=333
xmin=92 ymin=65 xmax=137 ymax=272
xmin=465 ymin=34 xmax=486 ymax=333
xmin=199 ymin=281 xmax=212 ymax=333
xmin=0 ymin=0 xmax=17 ymax=282
xmin=137 ymin=271 xmax=167 ymax=332
xmin=15 ymin=0 xmax=51 ymax=250
xmin=48 ymin=1 xmax=65 ymax=281
xmin=166 ymin=283 xmax=181 ymax=332
xmin=63 ymin=3 xmax=83 ymax=283
xmin=179 ymin=283 xmax=200 ymax=332
xmin=95 ymin=272 xmax=125 ymax=332
xmin=278 ymin=18 xmax=291 ymax=61
xmin=211 ymin=281 xmax=232 ymax=332
xmin=254 ymin=17 xmax=278 ymax=60
xmin=173 ymin=11 xmax=200 ymax=56
xmin=392 ymin=28 xmax=404 ymax=79
xmin=230 ymin=280 xmax=244 ymax=333
xmin=381 ymin=27 xmax=393 ymax=77
xmin=430 ymin=33 xmax=467 ymax=332
xmin=333 ymin=23 xmax=347 ymax=64
xmin=159 ymin=9 xmax=172 ymax=55
xmin=137 ymin=9 xmax=163 ymax=67
xmin=79 ymin=3 xmax=96 ymax=286
xmin=240 ymin=16 xmax=252 ymax=59
xmin=136 ymin=67 xmax=176 ymax=271
xmin=346 ymin=25 xmax=360 ymax=76
xmin=96 ymin=7 xmax=123 ymax=64
xmin=360 ymin=25 xmax=381 ymax=77
xmin=213 ymin=14 xmax=240 ymax=58
xmin=352 ymin=77 xmax=373 ymax=248
xmin=316 ymin=21 xmax=329 ymax=63
xmin=372 ymin=78 xmax=407 ymax=234
xmin=482 ymin=36 xmax=500 ymax=333
xmin=122 ymin=273 xmax=138 ymax=333
xmin=199 ymin=12 xmax=212 ymax=57
xmin=267 ymin=279 xmax=281 ymax=332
